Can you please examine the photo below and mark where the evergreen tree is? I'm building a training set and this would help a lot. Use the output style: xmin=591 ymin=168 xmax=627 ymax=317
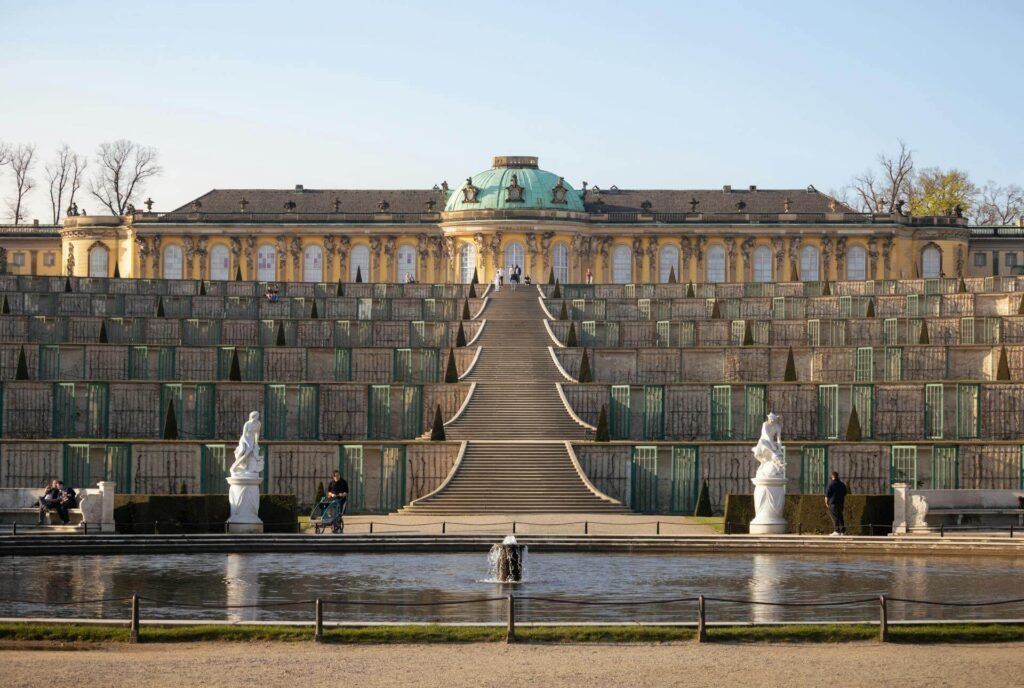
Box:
xmin=276 ymin=321 xmax=287 ymax=346
xmin=866 ymin=298 xmax=875 ymax=318
xmin=235 ymin=264 xmax=243 ymax=281
xmin=958 ymin=276 xmax=968 ymax=294
xmin=199 ymin=281 xmax=207 ymax=296
xmin=163 ymin=399 xmax=179 ymax=440
xmin=315 ymin=481 xmax=325 ymax=504
xmin=742 ymin=320 xmax=754 ymax=346
xmin=558 ymin=301 xmax=568 ymax=320
xmin=693 ymin=478 xmax=713 ymax=517
xmin=668 ymin=266 xmax=677 ymax=284
xmin=471 ymin=269 xmax=479 ymax=285
xmin=336 ymin=279 xmax=344 ymax=297
xmin=64 ymin=276 xmax=73 ymax=293
xmin=1018 ymin=295 xmax=1024 ymax=316
xmin=455 ymin=321 xmax=467 ymax=347
xmin=918 ymin=320 xmax=930 ymax=345
xmin=15 ymin=345 xmax=29 ymax=380
xmin=552 ymin=281 xmax=561 ymax=298
xmin=156 ymin=296 xmax=165 ymax=317
xmin=229 ymin=348 xmax=243 ymax=381
xmin=462 ymin=299 xmax=471 ymax=320
xmin=997 ymin=346 xmax=1011 ymax=381
xmin=430 ymin=405 xmax=446 ymax=441
xmin=821 ymin=280 xmax=831 ymax=296
xmin=444 ymin=348 xmax=459 ymax=383
xmin=710 ymin=300 xmax=721 ymax=319
xmin=468 ymin=281 xmax=477 ymax=298
xmin=686 ymin=282 xmax=695 ymax=298
xmin=594 ymin=405 xmax=610 ymax=442
xmin=1 ymin=295 xmax=8 ymax=314
xmin=112 ymin=262 xmax=121 ymax=278
xmin=98 ymin=321 xmax=108 ymax=343
xmin=310 ymin=300 xmax=319 ymax=319
xmin=845 ymin=405 xmax=863 ymax=442
xmin=578 ymin=348 xmax=592 ymax=383
xmin=179 ymin=481 xmax=188 ymax=495
xmin=355 ymin=266 xmax=363 ymax=283
xmin=566 ymin=322 xmax=578 ymax=347
xmin=548 ymin=267 xmax=556 ymax=285
xmin=784 ymin=347 xmax=797 ymax=381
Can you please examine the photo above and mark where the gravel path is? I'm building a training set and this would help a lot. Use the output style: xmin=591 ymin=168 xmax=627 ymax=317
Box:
xmin=2 ymin=641 xmax=1021 ymax=687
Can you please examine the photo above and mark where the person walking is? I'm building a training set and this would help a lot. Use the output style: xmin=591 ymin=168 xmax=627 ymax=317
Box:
xmin=825 ymin=471 xmax=848 ymax=536
xmin=494 ymin=267 xmax=503 ymax=292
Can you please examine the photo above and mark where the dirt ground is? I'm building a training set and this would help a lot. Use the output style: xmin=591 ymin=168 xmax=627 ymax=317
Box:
xmin=2 ymin=641 xmax=1022 ymax=687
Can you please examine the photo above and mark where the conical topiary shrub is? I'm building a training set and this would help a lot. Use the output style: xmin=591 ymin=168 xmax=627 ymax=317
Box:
xmin=163 ymin=399 xmax=179 ymax=440
xmin=113 ymin=262 xmax=121 ymax=278
xmin=693 ymin=478 xmax=713 ymax=517
xmin=548 ymin=267 xmax=556 ymax=285
xmin=667 ymin=266 xmax=677 ymax=284
xmin=866 ymin=298 xmax=875 ymax=318
xmin=315 ymin=481 xmax=326 ymax=504
xmin=156 ymin=296 xmax=165 ymax=317
xmin=558 ymin=301 xmax=568 ymax=320
xmin=710 ymin=300 xmax=721 ymax=319
xmin=310 ymin=300 xmax=319 ymax=319
xmin=98 ymin=320 xmax=108 ymax=344
xmin=235 ymin=264 xmax=243 ymax=281
xmin=15 ymin=345 xmax=29 ymax=380
xmin=355 ymin=266 xmax=363 ymax=283
xmin=455 ymin=321 xmax=467 ymax=347
xmin=595 ymin=405 xmax=610 ymax=442
xmin=179 ymin=481 xmax=188 ymax=495
xmin=790 ymin=261 xmax=799 ymax=282
xmin=1 ymin=295 xmax=8 ymax=314
xmin=276 ymin=322 xmax=287 ymax=346
xmin=552 ymin=281 xmax=561 ymax=298
xmin=462 ymin=299 xmax=471 ymax=320
xmin=229 ymin=348 xmax=242 ymax=381
xmin=997 ymin=346 xmax=1011 ymax=381
xmin=566 ymin=322 xmax=578 ymax=347
xmin=821 ymin=280 xmax=831 ymax=296
xmin=64 ymin=276 xmax=72 ymax=293
xmin=468 ymin=281 xmax=477 ymax=298
xmin=919 ymin=320 xmax=930 ymax=345
xmin=686 ymin=282 xmax=695 ymax=298
xmin=430 ymin=405 xmax=446 ymax=441
xmin=199 ymin=281 xmax=207 ymax=296
xmin=846 ymin=404 xmax=863 ymax=442
xmin=336 ymin=279 xmax=344 ymax=297
xmin=784 ymin=346 xmax=797 ymax=382
xmin=444 ymin=348 xmax=459 ymax=383
xmin=959 ymin=277 xmax=968 ymax=294
xmin=742 ymin=320 xmax=754 ymax=346
xmin=471 ymin=269 xmax=479 ymax=286
xmin=578 ymin=348 xmax=592 ymax=383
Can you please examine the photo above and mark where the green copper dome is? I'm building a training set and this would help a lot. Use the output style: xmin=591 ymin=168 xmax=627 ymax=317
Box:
xmin=444 ymin=156 xmax=584 ymax=213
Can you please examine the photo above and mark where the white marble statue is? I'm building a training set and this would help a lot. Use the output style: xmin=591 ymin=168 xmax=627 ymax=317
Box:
xmin=751 ymin=412 xmax=786 ymax=479
xmin=749 ymin=412 xmax=787 ymax=534
xmin=229 ymin=411 xmax=264 ymax=478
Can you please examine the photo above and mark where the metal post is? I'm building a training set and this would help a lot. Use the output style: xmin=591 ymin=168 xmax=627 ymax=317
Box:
xmin=11 ymin=523 xmax=15 ymax=536
xmin=1010 ymin=525 xmax=1014 ymax=538
xmin=369 ymin=522 xmax=373 ymax=534
xmin=797 ymin=522 xmax=802 ymax=536
xmin=129 ymin=593 xmax=140 ymax=644
xmin=441 ymin=521 xmax=446 ymax=534
xmin=512 ymin=521 xmax=516 ymax=535
xmin=878 ymin=595 xmax=889 ymax=643
xmin=939 ymin=523 xmax=944 ymax=538
xmin=584 ymin=521 xmax=588 ymax=535
xmin=506 ymin=594 xmax=516 ymax=643
xmin=656 ymin=521 xmax=660 ymax=535
xmin=697 ymin=594 xmax=707 ymax=643
xmin=314 ymin=598 xmax=323 ymax=643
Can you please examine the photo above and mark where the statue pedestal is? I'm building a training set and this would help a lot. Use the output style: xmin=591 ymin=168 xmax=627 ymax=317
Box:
xmin=226 ymin=475 xmax=263 ymax=534
xmin=749 ymin=476 xmax=787 ymax=535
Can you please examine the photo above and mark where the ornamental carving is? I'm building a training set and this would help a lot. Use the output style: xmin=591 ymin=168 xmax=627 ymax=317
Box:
xmin=290 ymin=236 xmax=303 ymax=277
xmin=821 ymin=236 xmax=833 ymax=281
xmin=338 ymin=236 xmax=351 ymax=279
xmin=772 ymin=236 xmax=785 ymax=278
xmin=462 ymin=178 xmax=479 ymax=203
xmin=505 ymin=175 xmax=525 ymax=203
xmin=741 ymin=238 xmax=754 ymax=280
xmin=835 ymin=237 xmax=847 ymax=278
xmin=571 ymin=233 xmax=585 ymax=271
xmin=417 ymin=233 xmax=430 ymax=276
xmin=725 ymin=237 xmax=737 ymax=281
xmin=66 ymin=244 xmax=75 ymax=276
xmin=680 ymin=237 xmax=692 ymax=280
xmin=197 ymin=237 xmax=208 ymax=281
xmin=867 ymin=237 xmax=879 ymax=280
xmin=323 ymin=235 xmax=337 ymax=282
xmin=551 ymin=177 xmax=568 ymax=204
xmin=136 ymin=236 xmax=151 ymax=279
xmin=599 ymin=236 xmax=613 ymax=274
xmin=244 ymin=236 xmax=256 ymax=277
xmin=956 ymin=245 xmax=964 ymax=277
xmin=276 ymin=236 xmax=287 ymax=277
xmin=695 ymin=236 xmax=706 ymax=269
xmin=151 ymin=235 xmax=162 ymax=274
xmin=647 ymin=237 xmax=659 ymax=277
xmin=882 ymin=237 xmax=894 ymax=278
xmin=369 ymin=237 xmax=382 ymax=280
xmin=541 ymin=232 xmax=554 ymax=271
xmin=526 ymin=232 xmax=538 ymax=275
xmin=489 ymin=232 xmax=503 ymax=268
xmin=633 ymin=237 xmax=644 ymax=280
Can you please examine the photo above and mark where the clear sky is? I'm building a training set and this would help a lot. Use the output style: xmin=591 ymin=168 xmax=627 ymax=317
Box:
xmin=1 ymin=0 xmax=1022 ymax=222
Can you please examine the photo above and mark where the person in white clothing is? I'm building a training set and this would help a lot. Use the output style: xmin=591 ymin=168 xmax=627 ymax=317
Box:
xmin=494 ymin=268 xmax=502 ymax=291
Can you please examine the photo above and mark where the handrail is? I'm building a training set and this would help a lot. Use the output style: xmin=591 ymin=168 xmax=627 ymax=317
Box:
xmin=555 ymin=382 xmax=595 ymax=430
xmin=541 ymin=319 xmax=565 ymax=348
xmin=458 ymin=347 xmax=483 ymax=380
xmin=405 ymin=441 xmax=468 ymax=506
xmin=548 ymin=348 xmax=576 ymax=382
xmin=564 ymin=441 xmax=621 ymax=505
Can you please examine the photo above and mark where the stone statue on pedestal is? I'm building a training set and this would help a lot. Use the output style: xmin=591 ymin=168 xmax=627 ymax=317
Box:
xmin=749 ymin=412 xmax=787 ymax=534
xmin=227 ymin=411 xmax=264 ymax=533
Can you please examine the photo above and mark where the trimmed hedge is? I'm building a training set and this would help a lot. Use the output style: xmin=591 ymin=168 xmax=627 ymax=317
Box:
xmin=723 ymin=493 xmax=893 ymax=535
xmin=114 ymin=494 xmax=298 ymax=534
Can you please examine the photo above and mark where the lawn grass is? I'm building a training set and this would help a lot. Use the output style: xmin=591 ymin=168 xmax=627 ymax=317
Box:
xmin=688 ymin=517 xmax=725 ymax=533
xmin=0 ymin=622 xmax=1021 ymax=645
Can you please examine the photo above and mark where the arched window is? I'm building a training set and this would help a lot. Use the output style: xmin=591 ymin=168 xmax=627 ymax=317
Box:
xmin=88 ymin=245 xmax=109 ymax=278
xmin=504 ymin=242 xmax=525 ymax=274
xmin=612 ymin=245 xmax=632 ymax=284
xmin=922 ymin=245 xmax=941 ymax=278
xmin=706 ymin=245 xmax=726 ymax=283
xmin=458 ymin=243 xmax=476 ymax=284
xmin=800 ymin=245 xmax=820 ymax=282
xmin=553 ymin=243 xmax=569 ymax=284
xmin=304 ymin=245 xmax=323 ymax=282
xmin=350 ymin=244 xmax=370 ymax=282
xmin=210 ymin=245 xmax=230 ymax=281
xmin=257 ymin=245 xmax=276 ymax=282
xmin=847 ymin=245 xmax=867 ymax=281
xmin=659 ymin=245 xmax=679 ymax=283
xmin=163 ymin=245 xmax=183 ymax=280
xmin=396 ymin=244 xmax=416 ymax=283
xmin=753 ymin=245 xmax=773 ymax=282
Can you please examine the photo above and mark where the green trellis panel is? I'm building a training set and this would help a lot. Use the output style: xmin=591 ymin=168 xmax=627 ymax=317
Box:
xmin=394 ymin=349 xmax=413 ymax=383
xmin=855 ymin=347 xmax=874 ymax=382
xmin=884 ymin=347 xmax=902 ymax=381
xmin=610 ymin=385 xmax=631 ymax=439
xmin=379 ymin=445 xmax=407 ymax=512
xmin=605 ymin=321 xmax=620 ymax=347
xmin=630 ymin=446 xmax=659 ymax=514
xmin=217 ymin=347 xmax=263 ymax=382
xmin=817 ymin=384 xmax=840 ymax=440
xmin=334 ymin=348 xmax=352 ymax=381
xmin=839 ymin=296 xmax=852 ymax=317
xmin=851 ymin=384 xmax=874 ymax=439
xmin=296 ymin=384 xmax=319 ymax=440
xmin=401 ymin=386 xmax=423 ymax=439
xmin=63 ymin=444 xmax=92 ymax=488
xmin=931 ymin=446 xmax=959 ymax=489
xmin=679 ymin=321 xmax=695 ymax=347
xmin=960 ymin=317 xmax=975 ymax=345
xmin=772 ymin=297 xmax=786 ymax=319
xmin=669 ymin=446 xmax=699 ymax=513
xmin=638 ymin=299 xmax=651 ymax=320
xmin=39 ymin=345 xmax=61 ymax=379
xmin=106 ymin=444 xmax=131 ymax=489
xmin=710 ymin=385 xmax=732 ymax=440
xmin=128 ymin=346 xmax=149 ymax=380
xmin=890 ymin=445 xmax=918 ymax=490
xmin=800 ymin=445 xmax=828 ymax=494
xmin=581 ymin=321 xmax=597 ymax=347
xmin=201 ymin=444 xmax=229 ymax=493
xmin=642 ymin=385 xmax=664 ymax=441
xmin=341 ymin=445 xmax=365 ymax=512
xmin=807 ymin=319 xmax=820 ymax=346
xmin=883 ymin=319 xmax=898 ymax=346
xmin=368 ymin=385 xmax=391 ymax=440
xmin=421 ymin=349 xmax=439 ymax=383
xmin=924 ymin=383 xmax=944 ymax=440
xmin=956 ymin=384 xmax=980 ymax=439
xmin=53 ymin=383 xmax=76 ymax=437
xmin=656 ymin=320 xmax=671 ymax=347
xmin=84 ymin=383 xmax=109 ymax=438
xmin=906 ymin=294 xmax=919 ymax=317
xmin=157 ymin=347 xmax=176 ymax=380
xmin=160 ymin=383 xmax=184 ymax=436
xmin=264 ymin=384 xmax=288 ymax=440
xmin=743 ymin=385 xmax=766 ymax=440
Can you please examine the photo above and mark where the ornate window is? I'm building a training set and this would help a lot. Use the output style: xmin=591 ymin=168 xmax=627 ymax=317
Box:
xmin=847 ymin=245 xmax=867 ymax=280
xmin=459 ymin=243 xmax=477 ymax=284
xmin=304 ymin=245 xmax=324 ymax=282
xmin=706 ymin=245 xmax=726 ymax=283
xmin=922 ymin=245 xmax=941 ymax=278
xmin=505 ymin=174 xmax=525 ymax=202
xmin=612 ymin=245 xmax=632 ymax=284
xmin=753 ymin=245 xmax=773 ymax=282
xmin=504 ymin=242 xmax=525 ymax=273
xmin=659 ymin=245 xmax=679 ymax=283
xmin=163 ymin=245 xmax=182 ymax=280
xmin=350 ymin=244 xmax=370 ymax=282
xmin=210 ymin=245 xmax=230 ymax=281
xmin=553 ymin=243 xmax=569 ymax=284
xmin=800 ymin=245 xmax=820 ymax=281
xmin=396 ymin=244 xmax=416 ymax=282
xmin=257 ymin=245 xmax=276 ymax=282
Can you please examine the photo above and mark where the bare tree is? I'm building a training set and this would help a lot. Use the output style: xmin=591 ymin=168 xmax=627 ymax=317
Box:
xmin=0 ymin=142 xmax=10 ymax=167
xmin=974 ymin=181 xmax=1023 ymax=225
xmin=45 ymin=143 xmax=87 ymax=224
xmin=5 ymin=143 xmax=37 ymax=225
xmin=847 ymin=140 xmax=915 ymax=214
xmin=90 ymin=139 xmax=162 ymax=215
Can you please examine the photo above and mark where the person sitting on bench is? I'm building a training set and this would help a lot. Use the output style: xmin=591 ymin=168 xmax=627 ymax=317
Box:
xmin=37 ymin=479 xmax=60 ymax=525
xmin=55 ymin=481 xmax=77 ymax=525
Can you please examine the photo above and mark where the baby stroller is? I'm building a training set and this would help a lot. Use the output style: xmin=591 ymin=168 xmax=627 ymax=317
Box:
xmin=310 ymin=497 xmax=346 ymax=534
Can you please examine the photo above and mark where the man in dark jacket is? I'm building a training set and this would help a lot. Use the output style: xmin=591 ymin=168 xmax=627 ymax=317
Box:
xmin=825 ymin=471 xmax=848 ymax=536
xmin=55 ymin=482 xmax=77 ymax=525
xmin=326 ymin=471 xmax=349 ymax=533
xmin=37 ymin=479 xmax=61 ymax=525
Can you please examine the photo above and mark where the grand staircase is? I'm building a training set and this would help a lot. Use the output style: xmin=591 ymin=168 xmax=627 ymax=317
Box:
xmin=401 ymin=286 xmax=626 ymax=514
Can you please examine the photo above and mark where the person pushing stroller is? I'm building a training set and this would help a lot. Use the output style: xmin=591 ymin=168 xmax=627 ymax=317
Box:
xmin=326 ymin=470 xmax=348 ymax=533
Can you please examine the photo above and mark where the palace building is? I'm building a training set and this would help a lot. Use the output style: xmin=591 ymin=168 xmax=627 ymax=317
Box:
xmin=0 ymin=155 xmax=977 ymax=284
